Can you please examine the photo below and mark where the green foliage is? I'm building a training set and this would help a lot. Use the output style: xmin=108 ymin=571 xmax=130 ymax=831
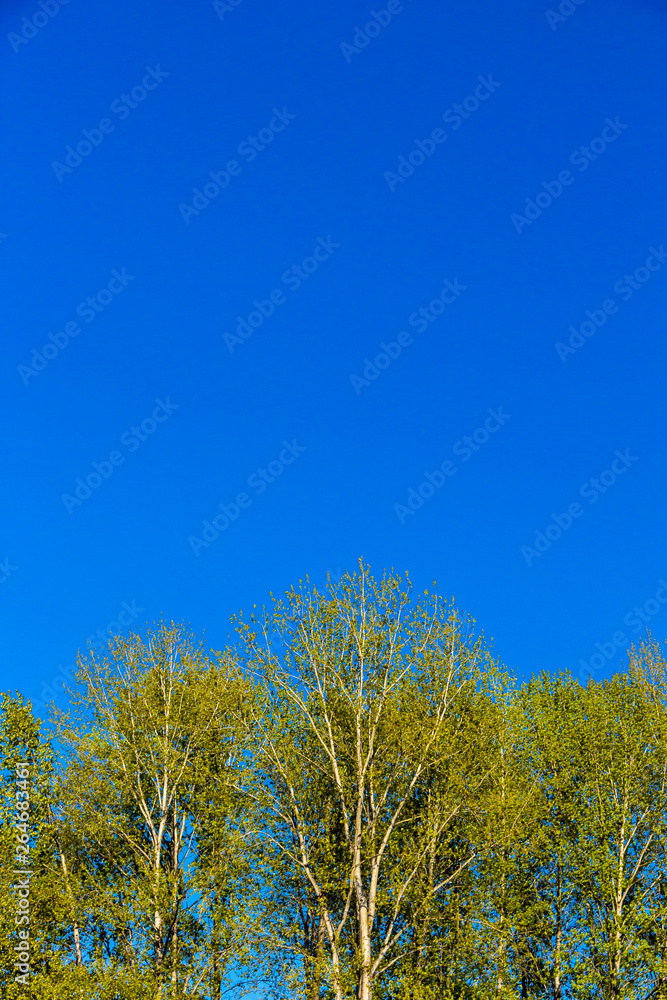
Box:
xmin=1 ymin=571 xmax=666 ymax=999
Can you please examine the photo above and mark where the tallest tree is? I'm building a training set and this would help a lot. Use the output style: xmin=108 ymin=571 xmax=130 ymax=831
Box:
xmin=238 ymin=564 xmax=501 ymax=1000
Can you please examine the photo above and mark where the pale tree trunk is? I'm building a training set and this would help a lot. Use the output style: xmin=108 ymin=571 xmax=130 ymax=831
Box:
xmin=357 ymin=896 xmax=372 ymax=1000
xmin=150 ymin=766 xmax=171 ymax=984
xmin=170 ymin=811 xmax=181 ymax=991
xmin=154 ymin=905 xmax=164 ymax=975
xmin=153 ymin=821 xmax=166 ymax=981
xmin=56 ymin=838 xmax=83 ymax=966
xmin=495 ymin=931 xmax=506 ymax=1000
xmin=47 ymin=804 xmax=84 ymax=967
xmin=354 ymin=808 xmax=373 ymax=1000
xmin=609 ymin=802 xmax=627 ymax=1000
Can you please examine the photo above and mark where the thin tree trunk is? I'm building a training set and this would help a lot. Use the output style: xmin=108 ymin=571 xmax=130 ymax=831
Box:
xmin=554 ymin=859 xmax=562 ymax=1000
xmin=56 ymin=836 xmax=83 ymax=966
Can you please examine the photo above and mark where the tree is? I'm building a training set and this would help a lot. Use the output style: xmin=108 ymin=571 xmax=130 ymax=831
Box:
xmin=55 ymin=621 xmax=259 ymax=998
xmin=508 ymin=673 xmax=585 ymax=1000
xmin=237 ymin=565 xmax=500 ymax=1000
xmin=570 ymin=644 xmax=667 ymax=1000
xmin=0 ymin=694 xmax=49 ymax=996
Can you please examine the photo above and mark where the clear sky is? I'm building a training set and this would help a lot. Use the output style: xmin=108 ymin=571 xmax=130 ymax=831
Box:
xmin=2 ymin=0 xmax=667 ymax=715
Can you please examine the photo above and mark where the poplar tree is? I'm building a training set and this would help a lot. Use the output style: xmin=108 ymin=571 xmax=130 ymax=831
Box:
xmin=236 ymin=565 xmax=500 ymax=1000
xmin=569 ymin=645 xmax=667 ymax=999
xmin=512 ymin=674 xmax=584 ymax=1000
xmin=54 ymin=622 xmax=258 ymax=998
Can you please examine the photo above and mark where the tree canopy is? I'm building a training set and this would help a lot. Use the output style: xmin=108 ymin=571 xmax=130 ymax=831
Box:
xmin=2 ymin=565 xmax=666 ymax=1000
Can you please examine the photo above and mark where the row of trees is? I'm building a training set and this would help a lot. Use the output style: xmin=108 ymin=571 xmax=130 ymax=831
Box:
xmin=2 ymin=566 xmax=667 ymax=999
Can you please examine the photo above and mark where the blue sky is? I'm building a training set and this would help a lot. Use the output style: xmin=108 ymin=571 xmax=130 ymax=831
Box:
xmin=1 ymin=0 xmax=667 ymax=715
